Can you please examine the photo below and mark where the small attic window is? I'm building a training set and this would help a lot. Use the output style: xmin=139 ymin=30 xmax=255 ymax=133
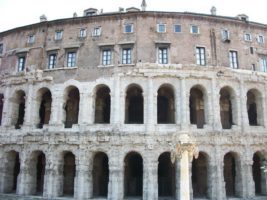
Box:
xmin=84 ymin=8 xmax=98 ymax=16
xmin=237 ymin=14 xmax=249 ymax=21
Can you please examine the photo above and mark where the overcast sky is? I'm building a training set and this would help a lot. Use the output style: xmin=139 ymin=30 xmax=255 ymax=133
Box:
xmin=0 ymin=0 xmax=267 ymax=32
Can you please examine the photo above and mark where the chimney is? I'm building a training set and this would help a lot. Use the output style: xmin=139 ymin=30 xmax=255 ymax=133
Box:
xmin=210 ymin=6 xmax=216 ymax=15
xmin=40 ymin=15 xmax=47 ymax=22
xmin=141 ymin=0 xmax=147 ymax=11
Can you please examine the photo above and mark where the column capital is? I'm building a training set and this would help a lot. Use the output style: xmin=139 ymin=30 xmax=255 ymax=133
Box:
xmin=173 ymin=142 xmax=198 ymax=162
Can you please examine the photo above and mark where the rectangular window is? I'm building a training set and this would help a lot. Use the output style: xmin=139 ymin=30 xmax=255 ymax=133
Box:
xmin=55 ymin=30 xmax=63 ymax=40
xmin=229 ymin=51 xmax=238 ymax=69
xmin=122 ymin=48 xmax=132 ymax=64
xmin=124 ymin=24 xmax=133 ymax=33
xmin=18 ymin=56 xmax=26 ymax=72
xmin=222 ymin=29 xmax=230 ymax=41
xmin=158 ymin=47 xmax=168 ymax=64
xmin=67 ymin=52 xmax=76 ymax=67
xmin=244 ymin=33 xmax=252 ymax=41
xmin=48 ymin=53 xmax=57 ymax=69
xmin=191 ymin=25 xmax=199 ymax=34
xmin=174 ymin=24 xmax=181 ymax=33
xmin=102 ymin=49 xmax=112 ymax=66
xmin=92 ymin=27 xmax=101 ymax=36
xmin=258 ymin=35 xmax=264 ymax=44
xmin=196 ymin=47 xmax=206 ymax=66
xmin=79 ymin=28 xmax=87 ymax=38
xmin=27 ymin=35 xmax=35 ymax=44
xmin=0 ymin=44 xmax=3 ymax=54
xmin=157 ymin=24 xmax=166 ymax=33
xmin=260 ymin=58 xmax=267 ymax=72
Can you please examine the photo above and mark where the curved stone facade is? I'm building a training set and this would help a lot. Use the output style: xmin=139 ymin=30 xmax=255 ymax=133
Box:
xmin=0 ymin=9 xmax=266 ymax=200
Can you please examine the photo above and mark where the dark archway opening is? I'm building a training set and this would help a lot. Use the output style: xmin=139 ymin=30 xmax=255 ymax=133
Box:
xmin=247 ymin=91 xmax=258 ymax=126
xmin=94 ymin=86 xmax=111 ymax=123
xmin=253 ymin=153 xmax=262 ymax=195
xmin=38 ymin=90 xmax=52 ymax=128
xmin=158 ymin=152 xmax=175 ymax=197
xmin=4 ymin=151 xmax=20 ymax=193
xmin=36 ymin=152 xmax=46 ymax=195
xmin=15 ymin=91 xmax=25 ymax=129
xmin=220 ymin=88 xmax=233 ymax=129
xmin=124 ymin=152 xmax=143 ymax=197
xmin=157 ymin=85 xmax=175 ymax=124
xmin=0 ymin=94 xmax=4 ymax=125
xmin=224 ymin=153 xmax=236 ymax=197
xmin=93 ymin=152 xmax=109 ymax=197
xmin=192 ymin=153 xmax=208 ymax=198
xmin=189 ymin=87 xmax=205 ymax=128
xmin=125 ymin=85 xmax=143 ymax=124
xmin=64 ymin=87 xmax=79 ymax=128
xmin=63 ymin=152 xmax=75 ymax=196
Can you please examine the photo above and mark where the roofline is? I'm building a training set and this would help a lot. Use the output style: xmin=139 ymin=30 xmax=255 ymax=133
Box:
xmin=1 ymin=11 xmax=267 ymax=36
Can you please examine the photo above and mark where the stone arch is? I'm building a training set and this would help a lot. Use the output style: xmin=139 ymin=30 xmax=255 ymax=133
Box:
xmin=247 ymin=89 xmax=263 ymax=126
xmin=27 ymin=151 xmax=46 ymax=195
xmin=158 ymin=152 xmax=175 ymax=197
xmin=223 ymin=152 xmax=242 ymax=197
xmin=3 ymin=151 xmax=20 ymax=193
xmin=94 ymin=85 xmax=111 ymax=124
xmin=157 ymin=84 xmax=175 ymax=124
xmin=93 ymin=152 xmax=109 ymax=197
xmin=0 ymin=93 xmax=3 ymax=126
xmin=35 ymin=88 xmax=52 ymax=128
xmin=124 ymin=151 xmax=143 ymax=197
xmin=252 ymin=151 xmax=267 ymax=196
xmin=220 ymin=86 xmax=237 ymax=129
xmin=63 ymin=86 xmax=80 ymax=128
xmin=62 ymin=151 xmax=76 ymax=196
xmin=11 ymin=90 xmax=26 ymax=129
xmin=189 ymin=85 xmax=207 ymax=128
xmin=125 ymin=84 xmax=143 ymax=124
xmin=192 ymin=152 xmax=209 ymax=198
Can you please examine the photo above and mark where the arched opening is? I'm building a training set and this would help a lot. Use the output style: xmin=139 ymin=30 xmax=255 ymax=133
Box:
xmin=94 ymin=85 xmax=111 ymax=123
xmin=247 ymin=89 xmax=263 ymax=126
xmin=158 ymin=152 xmax=175 ymax=197
xmin=189 ymin=87 xmax=205 ymax=128
xmin=3 ymin=151 xmax=20 ymax=193
xmin=12 ymin=90 xmax=25 ymax=129
xmin=64 ymin=87 xmax=79 ymax=128
xmin=192 ymin=152 xmax=208 ymax=198
xmin=63 ymin=152 xmax=76 ymax=196
xmin=124 ymin=152 xmax=143 ymax=197
xmin=93 ymin=152 xmax=109 ymax=197
xmin=252 ymin=152 xmax=267 ymax=196
xmin=37 ymin=88 xmax=52 ymax=128
xmin=0 ymin=93 xmax=4 ymax=125
xmin=125 ymin=85 xmax=143 ymax=124
xmin=157 ymin=85 xmax=175 ymax=124
xmin=220 ymin=87 xmax=234 ymax=129
xmin=223 ymin=152 xmax=241 ymax=197
xmin=28 ymin=151 xmax=46 ymax=195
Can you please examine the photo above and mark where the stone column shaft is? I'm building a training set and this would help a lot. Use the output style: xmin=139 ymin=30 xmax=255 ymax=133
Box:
xmin=2 ymin=86 xmax=11 ymax=126
xmin=24 ymin=84 xmax=33 ymax=126
xmin=179 ymin=150 xmax=190 ymax=200
xmin=181 ymin=78 xmax=189 ymax=129
xmin=50 ymin=88 xmax=64 ymax=126
xmin=112 ymin=76 xmax=120 ymax=124
xmin=211 ymin=78 xmax=222 ymax=130
xmin=78 ymin=91 xmax=91 ymax=124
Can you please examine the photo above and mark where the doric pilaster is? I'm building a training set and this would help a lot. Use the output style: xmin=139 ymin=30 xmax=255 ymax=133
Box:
xmin=146 ymin=77 xmax=155 ymax=133
xmin=2 ymin=86 xmax=11 ymax=126
xmin=74 ymin=151 xmax=92 ymax=199
xmin=78 ymin=90 xmax=91 ymax=125
xmin=239 ymin=80 xmax=249 ymax=130
xmin=180 ymin=78 xmax=189 ymax=129
xmin=50 ymin=87 xmax=64 ymax=126
xmin=211 ymin=78 xmax=222 ymax=130
xmin=143 ymin=155 xmax=158 ymax=200
xmin=112 ymin=76 xmax=121 ymax=124
xmin=108 ymin=150 xmax=124 ymax=200
xmin=17 ymin=152 xmax=30 ymax=195
xmin=23 ymin=84 xmax=33 ymax=127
